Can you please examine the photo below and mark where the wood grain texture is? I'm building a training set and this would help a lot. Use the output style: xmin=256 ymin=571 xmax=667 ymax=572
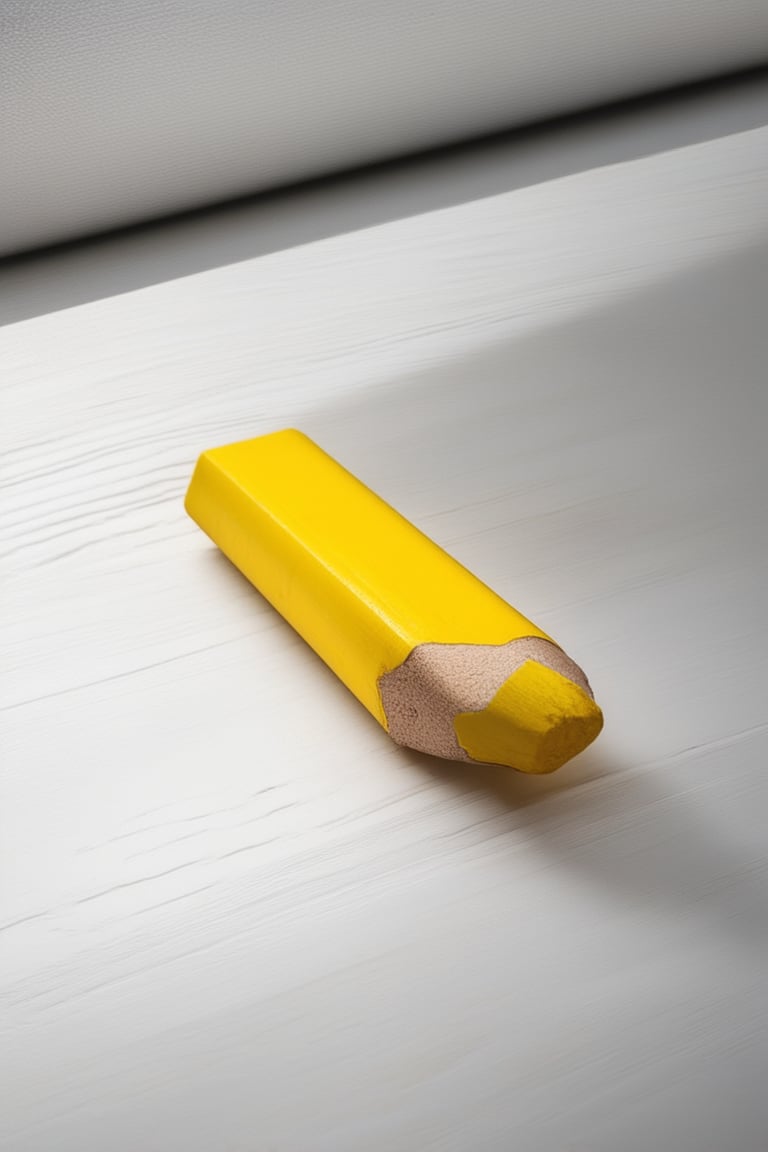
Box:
xmin=1 ymin=125 xmax=768 ymax=1151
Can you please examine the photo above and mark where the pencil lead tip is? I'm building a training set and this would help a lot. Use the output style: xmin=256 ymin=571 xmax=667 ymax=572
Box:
xmin=454 ymin=660 xmax=603 ymax=773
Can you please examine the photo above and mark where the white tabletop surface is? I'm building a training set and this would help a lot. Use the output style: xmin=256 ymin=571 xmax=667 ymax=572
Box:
xmin=2 ymin=121 xmax=768 ymax=1151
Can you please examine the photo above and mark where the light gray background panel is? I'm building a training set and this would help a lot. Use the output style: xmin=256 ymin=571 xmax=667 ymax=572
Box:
xmin=2 ymin=0 xmax=768 ymax=254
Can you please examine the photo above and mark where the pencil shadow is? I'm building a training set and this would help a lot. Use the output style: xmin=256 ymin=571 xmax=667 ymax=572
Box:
xmin=397 ymin=743 xmax=768 ymax=950
xmin=205 ymin=540 xmax=767 ymax=952
xmin=292 ymin=239 xmax=768 ymax=950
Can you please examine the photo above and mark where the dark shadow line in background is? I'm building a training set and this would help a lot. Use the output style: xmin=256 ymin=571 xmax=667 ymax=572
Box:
xmin=0 ymin=66 xmax=766 ymax=327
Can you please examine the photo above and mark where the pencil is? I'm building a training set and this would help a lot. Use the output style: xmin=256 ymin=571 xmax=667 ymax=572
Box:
xmin=185 ymin=429 xmax=603 ymax=773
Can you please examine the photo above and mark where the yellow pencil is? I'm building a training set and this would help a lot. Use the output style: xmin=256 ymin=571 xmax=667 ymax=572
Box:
xmin=185 ymin=429 xmax=602 ymax=773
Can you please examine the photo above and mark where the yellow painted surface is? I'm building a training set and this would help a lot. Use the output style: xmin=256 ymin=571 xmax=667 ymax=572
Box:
xmin=185 ymin=429 xmax=550 ymax=725
xmin=454 ymin=662 xmax=604 ymax=774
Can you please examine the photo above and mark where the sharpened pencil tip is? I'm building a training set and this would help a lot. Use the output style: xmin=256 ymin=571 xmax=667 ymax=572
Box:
xmin=454 ymin=660 xmax=603 ymax=773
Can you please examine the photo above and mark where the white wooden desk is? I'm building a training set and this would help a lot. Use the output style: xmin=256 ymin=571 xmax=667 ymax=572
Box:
xmin=2 ymin=124 xmax=767 ymax=1151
